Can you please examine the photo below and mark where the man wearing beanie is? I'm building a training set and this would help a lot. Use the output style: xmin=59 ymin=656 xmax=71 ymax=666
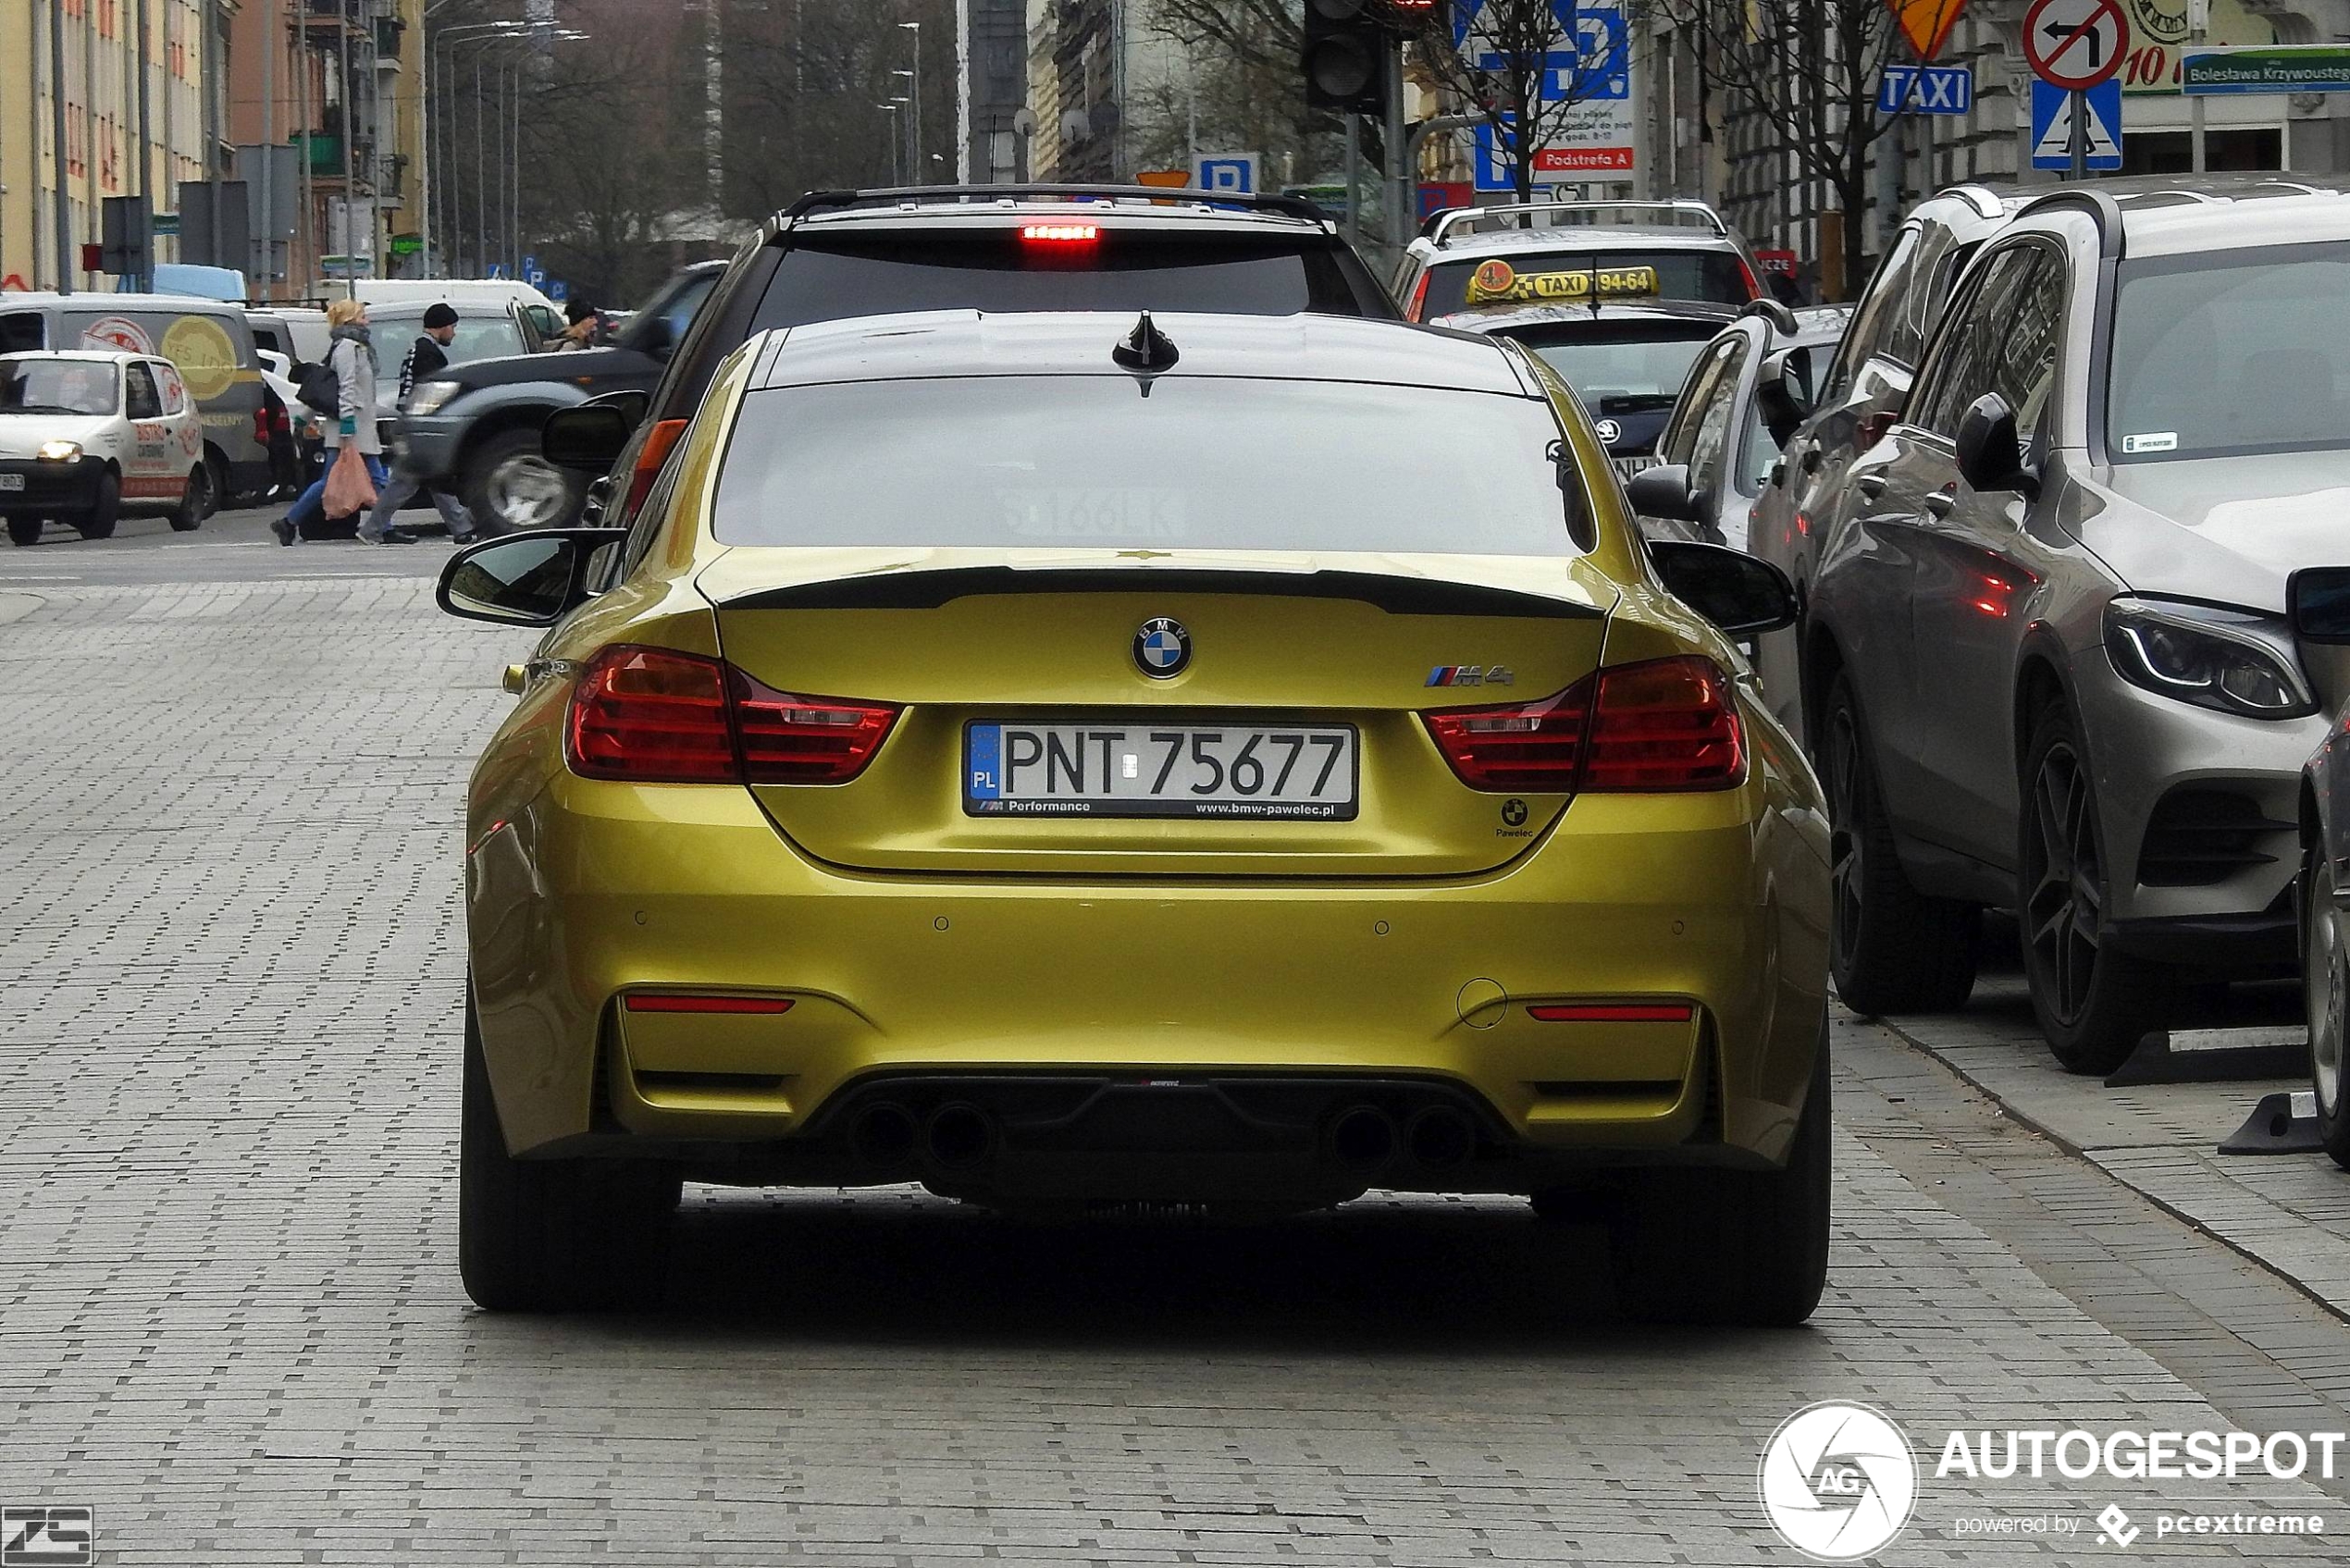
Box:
xmin=358 ymin=302 xmax=479 ymax=546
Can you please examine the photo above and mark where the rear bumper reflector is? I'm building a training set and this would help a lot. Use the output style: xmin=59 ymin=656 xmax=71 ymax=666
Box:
xmin=1527 ymin=1003 xmax=1693 ymax=1023
xmin=623 ymin=994 xmax=796 ymax=1015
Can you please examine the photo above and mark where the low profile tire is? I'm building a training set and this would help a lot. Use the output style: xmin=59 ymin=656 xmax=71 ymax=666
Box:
xmin=1607 ymin=1019 xmax=1832 ymax=1327
xmin=2303 ymin=840 xmax=2350 ymax=1170
xmin=464 ymin=426 xmax=582 ymax=533
xmin=5 ymin=517 xmax=39 ymax=547
xmin=72 ymin=472 xmax=120 ymax=540
xmin=459 ymin=994 xmax=678 ymax=1312
xmin=167 ymin=464 xmax=211 ymax=531
xmin=1820 ymin=673 xmax=1978 ymax=1014
xmin=2018 ymin=705 xmax=2173 ymax=1074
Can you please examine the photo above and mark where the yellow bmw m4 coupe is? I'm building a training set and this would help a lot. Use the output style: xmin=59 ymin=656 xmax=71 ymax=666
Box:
xmin=438 ymin=308 xmax=1832 ymax=1322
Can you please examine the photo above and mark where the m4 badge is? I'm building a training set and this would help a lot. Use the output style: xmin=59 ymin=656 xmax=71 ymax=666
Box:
xmin=1426 ymin=665 xmax=1515 ymax=687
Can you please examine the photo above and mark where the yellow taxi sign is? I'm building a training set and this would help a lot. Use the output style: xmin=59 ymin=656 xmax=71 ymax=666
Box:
xmin=1465 ymin=260 xmax=1662 ymax=306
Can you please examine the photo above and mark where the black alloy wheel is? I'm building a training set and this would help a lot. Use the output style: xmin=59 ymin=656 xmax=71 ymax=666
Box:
xmin=5 ymin=516 xmax=40 ymax=547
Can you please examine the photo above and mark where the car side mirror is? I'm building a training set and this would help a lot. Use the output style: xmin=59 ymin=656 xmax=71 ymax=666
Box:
xmin=1626 ymin=463 xmax=1701 ymax=524
xmin=1649 ymin=539 xmax=1799 ymax=636
xmin=2290 ymin=567 xmax=2350 ymax=645
xmin=541 ymin=403 xmax=637 ymax=474
xmin=1756 ymin=346 xmax=1815 ymax=448
xmin=586 ymin=387 xmax=650 ymax=428
xmin=437 ymin=527 xmax=617 ymax=625
xmin=1954 ymin=392 xmax=2041 ymax=501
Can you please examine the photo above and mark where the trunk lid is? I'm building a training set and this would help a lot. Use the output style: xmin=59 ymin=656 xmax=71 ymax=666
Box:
xmin=700 ymin=549 xmax=1616 ymax=878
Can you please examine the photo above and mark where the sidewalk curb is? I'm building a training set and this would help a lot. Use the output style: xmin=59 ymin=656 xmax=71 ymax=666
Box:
xmin=1862 ymin=1006 xmax=2350 ymax=1332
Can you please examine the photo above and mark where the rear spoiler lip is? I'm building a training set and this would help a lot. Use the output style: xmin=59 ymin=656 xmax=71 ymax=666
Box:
xmin=713 ymin=565 xmax=1605 ymax=620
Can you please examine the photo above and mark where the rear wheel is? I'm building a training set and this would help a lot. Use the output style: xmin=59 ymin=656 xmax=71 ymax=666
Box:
xmin=459 ymin=994 xmax=678 ymax=1311
xmin=73 ymin=471 xmax=120 ymax=540
xmin=2302 ymin=839 xmax=2350 ymax=1170
xmin=465 ymin=426 xmax=581 ymax=533
xmin=1820 ymin=673 xmax=1978 ymax=1014
xmin=5 ymin=517 xmax=39 ymax=548
xmin=1606 ymin=1019 xmax=1831 ymax=1327
xmin=168 ymin=464 xmax=212 ymax=531
xmin=2018 ymin=705 xmax=2171 ymax=1073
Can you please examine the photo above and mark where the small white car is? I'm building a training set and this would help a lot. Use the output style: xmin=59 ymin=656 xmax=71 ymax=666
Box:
xmin=0 ymin=350 xmax=212 ymax=545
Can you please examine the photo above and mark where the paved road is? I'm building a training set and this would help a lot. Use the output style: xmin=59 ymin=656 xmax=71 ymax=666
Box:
xmin=5 ymin=527 xmax=2350 ymax=1565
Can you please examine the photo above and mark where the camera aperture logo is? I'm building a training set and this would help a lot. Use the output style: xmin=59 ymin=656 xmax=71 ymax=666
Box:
xmin=1760 ymin=1401 xmax=1919 ymax=1562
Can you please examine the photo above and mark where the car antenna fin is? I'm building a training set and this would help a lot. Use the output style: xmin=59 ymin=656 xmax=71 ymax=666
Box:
xmin=1112 ymin=310 xmax=1181 ymax=375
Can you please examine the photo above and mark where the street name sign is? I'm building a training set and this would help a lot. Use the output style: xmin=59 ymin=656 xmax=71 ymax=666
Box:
xmin=2182 ymin=44 xmax=2350 ymax=94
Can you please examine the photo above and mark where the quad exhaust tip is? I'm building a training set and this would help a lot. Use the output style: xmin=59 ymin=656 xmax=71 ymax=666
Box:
xmin=852 ymin=1102 xmax=919 ymax=1164
xmin=924 ymin=1103 xmax=998 ymax=1168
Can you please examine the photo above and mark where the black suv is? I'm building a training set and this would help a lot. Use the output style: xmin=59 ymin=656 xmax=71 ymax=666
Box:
xmin=555 ymin=185 xmax=1399 ymax=531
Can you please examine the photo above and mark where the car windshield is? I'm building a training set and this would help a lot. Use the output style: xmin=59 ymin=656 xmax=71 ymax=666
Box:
xmin=2107 ymin=241 xmax=2350 ymax=462
xmin=714 ymin=377 xmax=1584 ymax=556
xmin=372 ymin=311 xmax=529 ymax=365
xmin=1502 ymin=326 xmax=1719 ymax=414
xmin=1426 ymin=249 xmax=1751 ymax=315
xmin=0 ymin=358 xmax=116 ymax=415
xmin=753 ymin=232 xmax=1366 ymax=327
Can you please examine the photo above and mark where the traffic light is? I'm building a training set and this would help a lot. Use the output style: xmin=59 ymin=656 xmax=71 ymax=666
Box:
xmin=1303 ymin=0 xmax=1385 ymax=114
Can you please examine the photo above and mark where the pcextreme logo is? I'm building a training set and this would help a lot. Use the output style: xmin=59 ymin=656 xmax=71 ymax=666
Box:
xmin=1758 ymin=1401 xmax=1919 ymax=1562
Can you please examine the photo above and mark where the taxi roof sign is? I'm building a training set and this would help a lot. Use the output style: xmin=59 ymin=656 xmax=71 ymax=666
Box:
xmin=1464 ymin=260 xmax=1662 ymax=307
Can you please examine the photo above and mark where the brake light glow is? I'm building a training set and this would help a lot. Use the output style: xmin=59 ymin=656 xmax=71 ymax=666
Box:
xmin=1422 ymin=656 xmax=1744 ymax=795
xmin=1405 ymin=271 xmax=1430 ymax=321
xmin=1528 ymin=1003 xmax=1695 ymax=1023
xmin=564 ymin=645 xmax=900 ymax=785
xmin=1021 ymin=223 xmax=1099 ymax=242
xmin=625 ymin=994 xmax=795 ymax=1014
xmin=623 ymin=417 xmax=689 ymax=516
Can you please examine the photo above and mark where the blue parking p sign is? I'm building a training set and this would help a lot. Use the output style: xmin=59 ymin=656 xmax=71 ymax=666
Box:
xmin=1194 ymin=154 xmax=1259 ymax=195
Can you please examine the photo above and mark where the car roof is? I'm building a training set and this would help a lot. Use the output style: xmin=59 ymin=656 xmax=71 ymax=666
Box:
xmin=748 ymin=310 xmax=1530 ymax=396
xmin=0 ymin=290 xmax=241 ymax=314
xmin=1433 ymin=299 xmax=1745 ymax=334
xmin=771 ymin=185 xmax=1332 ymax=241
xmin=0 ymin=349 xmax=144 ymax=364
xmin=1424 ymin=227 xmax=1739 ymax=262
xmin=2103 ymin=181 xmax=2350 ymax=258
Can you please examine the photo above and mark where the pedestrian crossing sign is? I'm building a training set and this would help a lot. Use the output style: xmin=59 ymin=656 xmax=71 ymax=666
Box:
xmin=2030 ymin=79 xmax=2123 ymax=170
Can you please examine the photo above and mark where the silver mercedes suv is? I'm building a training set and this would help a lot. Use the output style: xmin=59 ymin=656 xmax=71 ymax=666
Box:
xmin=1800 ymin=180 xmax=2350 ymax=1071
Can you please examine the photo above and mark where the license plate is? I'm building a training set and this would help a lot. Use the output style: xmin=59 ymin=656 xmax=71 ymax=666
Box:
xmin=966 ymin=722 xmax=1358 ymax=820
xmin=0 ymin=475 xmax=22 ymax=491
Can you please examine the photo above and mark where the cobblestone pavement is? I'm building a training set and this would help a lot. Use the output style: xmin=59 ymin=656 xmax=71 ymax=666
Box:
xmin=6 ymin=549 xmax=2350 ymax=1565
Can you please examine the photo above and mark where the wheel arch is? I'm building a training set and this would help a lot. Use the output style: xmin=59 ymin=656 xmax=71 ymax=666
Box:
xmin=2012 ymin=636 xmax=2075 ymax=771
xmin=1800 ymin=614 xmax=1847 ymax=756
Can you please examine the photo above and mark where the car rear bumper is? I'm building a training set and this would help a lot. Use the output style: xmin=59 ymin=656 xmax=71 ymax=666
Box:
xmin=0 ymin=457 xmax=102 ymax=512
xmin=467 ymin=770 xmax=1831 ymax=1191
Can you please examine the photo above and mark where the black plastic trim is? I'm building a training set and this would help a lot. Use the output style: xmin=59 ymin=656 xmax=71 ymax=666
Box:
xmin=717 ymin=567 xmax=1605 ymax=619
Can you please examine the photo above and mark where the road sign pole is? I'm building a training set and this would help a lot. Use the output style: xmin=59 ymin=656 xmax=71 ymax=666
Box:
xmin=2070 ymin=90 xmax=2088 ymax=179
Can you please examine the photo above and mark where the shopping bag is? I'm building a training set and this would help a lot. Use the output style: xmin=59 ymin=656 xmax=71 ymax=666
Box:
xmin=323 ymin=443 xmax=377 ymax=520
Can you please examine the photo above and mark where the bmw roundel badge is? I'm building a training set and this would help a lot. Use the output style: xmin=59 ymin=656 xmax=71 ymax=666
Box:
xmin=1133 ymin=617 xmax=1191 ymax=678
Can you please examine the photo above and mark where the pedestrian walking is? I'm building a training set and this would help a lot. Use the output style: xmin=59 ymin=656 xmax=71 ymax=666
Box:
xmin=360 ymin=304 xmax=481 ymax=545
xmin=272 ymin=301 xmax=407 ymax=546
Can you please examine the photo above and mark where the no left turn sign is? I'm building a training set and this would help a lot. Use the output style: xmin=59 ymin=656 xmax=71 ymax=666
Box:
xmin=2022 ymin=0 xmax=2130 ymax=92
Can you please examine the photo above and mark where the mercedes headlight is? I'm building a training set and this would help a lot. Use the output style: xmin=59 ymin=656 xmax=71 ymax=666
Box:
xmin=36 ymin=439 xmax=81 ymax=462
xmin=2103 ymin=597 xmax=2315 ymax=719
xmin=405 ymin=380 xmax=464 ymax=417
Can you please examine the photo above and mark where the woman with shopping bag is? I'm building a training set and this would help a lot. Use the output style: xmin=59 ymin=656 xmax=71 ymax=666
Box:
xmin=271 ymin=301 xmax=415 ymax=546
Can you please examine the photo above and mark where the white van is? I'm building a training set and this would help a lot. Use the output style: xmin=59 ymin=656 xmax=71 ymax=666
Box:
xmin=349 ymin=280 xmax=563 ymax=346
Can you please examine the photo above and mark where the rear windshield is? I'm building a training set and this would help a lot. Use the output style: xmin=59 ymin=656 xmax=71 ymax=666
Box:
xmin=2107 ymin=241 xmax=2350 ymax=463
xmin=713 ymin=377 xmax=1583 ymax=556
xmin=1426 ymin=249 xmax=1751 ymax=315
xmin=1500 ymin=324 xmax=1720 ymax=415
xmin=750 ymin=233 xmax=1367 ymax=328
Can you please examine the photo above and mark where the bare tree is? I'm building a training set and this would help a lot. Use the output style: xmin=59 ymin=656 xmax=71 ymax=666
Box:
xmin=1648 ymin=0 xmax=1908 ymax=290
xmin=1403 ymin=0 xmax=1639 ymax=206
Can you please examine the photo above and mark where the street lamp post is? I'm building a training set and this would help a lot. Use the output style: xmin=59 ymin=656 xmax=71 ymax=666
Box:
xmin=897 ymin=20 xmax=921 ymax=181
xmin=438 ymin=26 xmax=528 ymax=275
xmin=878 ymin=103 xmax=905 ymax=184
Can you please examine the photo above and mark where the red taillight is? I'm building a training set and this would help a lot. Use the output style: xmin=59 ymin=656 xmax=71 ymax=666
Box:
xmin=1528 ymin=1003 xmax=1694 ymax=1023
xmin=730 ymin=670 xmax=899 ymax=784
xmin=1738 ymin=258 xmax=1764 ymax=302
xmin=564 ymin=644 xmax=900 ymax=785
xmin=624 ymin=994 xmax=795 ymax=1014
xmin=1405 ymin=271 xmax=1430 ymax=321
xmin=1021 ymin=222 xmax=1099 ymax=242
xmin=623 ymin=417 xmax=689 ymax=515
xmin=567 ymin=646 xmax=737 ymax=782
xmin=1580 ymin=657 xmax=1745 ymax=792
xmin=253 ymin=406 xmax=273 ymax=443
xmin=1422 ymin=656 xmax=1743 ymax=795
